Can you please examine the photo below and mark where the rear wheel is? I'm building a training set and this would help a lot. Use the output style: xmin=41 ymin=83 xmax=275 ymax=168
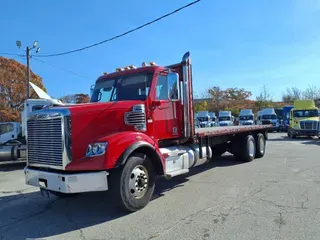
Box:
xmin=255 ymin=133 xmax=266 ymax=158
xmin=110 ymin=153 xmax=155 ymax=212
xmin=234 ymin=135 xmax=256 ymax=162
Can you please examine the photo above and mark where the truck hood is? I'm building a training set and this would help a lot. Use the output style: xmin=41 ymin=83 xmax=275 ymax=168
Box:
xmin=66 ymin=101 xmax=145 ymax=160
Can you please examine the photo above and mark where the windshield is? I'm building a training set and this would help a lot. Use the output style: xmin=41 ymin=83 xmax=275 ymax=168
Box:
xmin=198 ymin=117 xmax=208 ymax=122
xmin=239 ymin=115 xmax=253 ymax=120
xmin=262 ymin=114 xmax=277 ymax=119
xmin=0 ymin=123 xmax=14 ymax=135
xmin=219 ymin=116 xmax=231 ymax=121
xmin=91 ymin=74 xmax=153 ymax=102
xmin=293 ymin=110 xmax=318 ymax=118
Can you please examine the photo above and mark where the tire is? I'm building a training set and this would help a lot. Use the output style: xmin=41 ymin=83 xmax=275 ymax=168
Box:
xmin=255 ymin=133 xmax=266 ymax=158
xmin=234 ymin=135 xmax=256 ymax=162
xmin=110 ymin=153 xmax=155 ymax=212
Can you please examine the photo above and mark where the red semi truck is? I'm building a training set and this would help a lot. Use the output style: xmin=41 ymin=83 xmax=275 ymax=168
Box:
xmin=24 ymin=52 xmax=271 ymax=212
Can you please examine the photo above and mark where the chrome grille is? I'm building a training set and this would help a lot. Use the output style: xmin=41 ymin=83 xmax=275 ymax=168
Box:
xmin=300 ymin=121 xmax=318 ymax=130
xmin=27 ymin=118 xmax=63 ymax=167
xmin=124 ymin=104 xmax=146 ymax=131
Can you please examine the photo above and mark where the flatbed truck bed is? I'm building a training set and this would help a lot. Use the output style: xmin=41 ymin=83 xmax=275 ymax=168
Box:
xmin=195 ymin=125 xmax=272 ymax=137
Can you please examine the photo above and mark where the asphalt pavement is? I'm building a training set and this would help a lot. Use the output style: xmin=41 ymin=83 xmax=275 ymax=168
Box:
xmin=0 ymin=133 xmax=320 ymax=240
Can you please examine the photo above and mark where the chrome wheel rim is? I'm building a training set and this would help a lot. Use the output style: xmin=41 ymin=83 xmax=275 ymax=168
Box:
xmin=259 ymin=138 xmax=265 ymax=154
xmin=249 ymin=140 xmax=255 ymax=157
xmin=128 ymin=165 xmax=149 ymax=199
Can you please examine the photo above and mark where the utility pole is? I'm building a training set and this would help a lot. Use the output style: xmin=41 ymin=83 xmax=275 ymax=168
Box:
xmin=16 ymin=40 xmax=40 ymax=99
xmin=26 ymin=46 xmax=30 ymax=99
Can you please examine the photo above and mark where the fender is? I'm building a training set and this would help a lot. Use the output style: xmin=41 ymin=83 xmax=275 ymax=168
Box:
xmin=115 ymin=141 xmax=165 ymax=175
xmin=116 ymin=141 xmax=155 ymax=167
xmin=66 ymin=131 xmax=165 ymax=174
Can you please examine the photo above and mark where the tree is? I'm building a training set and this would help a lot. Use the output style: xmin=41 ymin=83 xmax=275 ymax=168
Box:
xmin=194 ymin=100 xmax=208 ymax=113
xmin=60 ymin=93 xmax=90 ymax=104
xmin=0 ymin=56 xmax=46 ymax=122
xmin=282 ymin=87 xmax=302 ymax=103
xmin=255 ymin=85 xmax=273 ymax=110
xmin=303 ymin=85 xmax=320 ymax=100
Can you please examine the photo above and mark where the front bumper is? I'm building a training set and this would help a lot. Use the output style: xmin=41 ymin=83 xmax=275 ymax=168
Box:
xmin=24 ymin=167 xmax=109 ymax=193
xmin=292 ymin=129 xmax=318 ymax=136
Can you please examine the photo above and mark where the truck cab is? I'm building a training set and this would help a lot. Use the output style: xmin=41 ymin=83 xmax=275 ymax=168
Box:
xmin=260 ymin=108 xmax=279 ymax=131
xmin=238 ymin=109 xmax=254 ymax=126
xmin=288 ymin=100 xmax=319 ymax=138
xmin=282 ymin=105 xmax=294 ymax=132
xmin=208 ymin=112 xmax=217 ymax=127
xmin=197 ymin=111 xmax=211 ymax=128
xmin=218 ymin=111 xmax=234 ymax=126
xmin=0 ymin=122 xmax=21 ymax=145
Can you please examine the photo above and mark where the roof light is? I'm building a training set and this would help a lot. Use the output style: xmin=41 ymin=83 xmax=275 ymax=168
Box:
xmin=149 ymin=61 xmax=156 ymax=66
xmin=129 ymin=65 xmax=137 ymax=69
xmin=103 ymin=72 xmax=108 ymax=75
xmin=142 ymin=62 xmax=148 ymax=67
xmin=116 ymin=68 xmax=123 ymax=72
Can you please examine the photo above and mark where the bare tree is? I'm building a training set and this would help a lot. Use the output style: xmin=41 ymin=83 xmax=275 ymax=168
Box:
xmin=255 ymin=85 xmax=273 ymax=110
xmin=256 ymin=85 xmax=273 ymax=102
xmin=303 ymin=85 xmax=320 ymax=100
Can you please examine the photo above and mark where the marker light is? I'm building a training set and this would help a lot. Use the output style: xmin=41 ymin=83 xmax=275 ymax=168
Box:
xmin=149 ymin=61 xmax=156 ymax=66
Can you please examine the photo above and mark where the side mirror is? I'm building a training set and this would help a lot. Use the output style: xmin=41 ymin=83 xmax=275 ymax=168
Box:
xmin=167 ymin=72 xmax=179 ymax=101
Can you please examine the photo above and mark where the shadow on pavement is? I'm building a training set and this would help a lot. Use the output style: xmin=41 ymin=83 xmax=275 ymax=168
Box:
xmin=302 ymin=140 xmax=320 ymax=146
xmin=0 ymin=155 xmax=243 ymax=240
xmin=267 ymin=136 xmax=314 ymax=142
xmin=0 ymin=162 xmax=26 ymax=172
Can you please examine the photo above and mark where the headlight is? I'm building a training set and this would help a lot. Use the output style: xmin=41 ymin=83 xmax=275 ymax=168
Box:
xmin=86 ymin=142 xmax=108 ymax=157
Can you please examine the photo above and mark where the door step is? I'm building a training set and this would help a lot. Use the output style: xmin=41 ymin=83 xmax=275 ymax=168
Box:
xmin=165 ymin=169 xmax=189 ymax=179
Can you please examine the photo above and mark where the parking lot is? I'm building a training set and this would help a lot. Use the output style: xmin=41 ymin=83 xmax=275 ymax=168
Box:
xmin=0 ymin=133 xmax=320 ymax=240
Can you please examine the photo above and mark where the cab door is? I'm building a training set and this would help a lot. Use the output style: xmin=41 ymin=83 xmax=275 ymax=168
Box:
xmin=151 ymin=72 xmax=180 ymax=141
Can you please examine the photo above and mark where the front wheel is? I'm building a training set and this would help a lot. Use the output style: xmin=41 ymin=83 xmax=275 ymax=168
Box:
xmin=110 ymin=153 xmax=155 ymax=212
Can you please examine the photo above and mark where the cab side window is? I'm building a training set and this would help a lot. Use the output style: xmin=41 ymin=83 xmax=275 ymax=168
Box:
xmin=156 ymin=75 xmax=168 ymax=100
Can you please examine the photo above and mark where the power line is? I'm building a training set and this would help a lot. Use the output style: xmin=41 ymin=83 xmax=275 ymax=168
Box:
xmin=32 ymin=57 xmax=93 ymax=80
xmin=0 ymin=52 xmax=92 ymax=80
xmin=37 ymin=0 xmax=201 ymax=58
xmin=0 ymin=52 xmax=24 ymax=57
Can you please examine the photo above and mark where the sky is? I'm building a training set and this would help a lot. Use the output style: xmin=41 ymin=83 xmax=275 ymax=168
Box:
xmin=1 ymin=0 xmax=320 ymax=101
